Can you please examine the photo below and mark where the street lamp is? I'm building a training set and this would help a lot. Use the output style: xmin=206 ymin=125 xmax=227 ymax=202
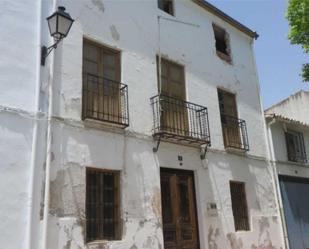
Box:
xmin=41 ymin=6 xmax=74 ymax=66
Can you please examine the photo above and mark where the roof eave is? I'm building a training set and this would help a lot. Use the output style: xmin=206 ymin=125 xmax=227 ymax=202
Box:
xmin=192 ymin=0 xmax=259 ymax=40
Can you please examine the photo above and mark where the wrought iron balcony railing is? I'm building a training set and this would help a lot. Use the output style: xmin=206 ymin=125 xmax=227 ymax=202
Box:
xmin=82 ymin=73 xmax=129 ymax=128
xmin=220 ymin=113 xmax=249 ymax=151
xmin=150 ymin=94 xmax=211 ymax=146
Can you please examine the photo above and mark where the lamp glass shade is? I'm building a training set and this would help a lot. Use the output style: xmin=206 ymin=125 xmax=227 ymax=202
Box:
xmin=57 ymin=14 xmax=73 ymax=37
xmin=47 ymin=6 xmax=74 ymax=41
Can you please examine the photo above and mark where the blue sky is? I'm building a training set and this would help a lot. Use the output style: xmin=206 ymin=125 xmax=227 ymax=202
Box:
xmin=208 ymin=0 xmax=309 ymax=109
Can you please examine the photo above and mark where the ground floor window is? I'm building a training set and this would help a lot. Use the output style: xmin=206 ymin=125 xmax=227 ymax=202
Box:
xmin=86 ymin=168 xmax=120 ymax=242
xmin=230 ymin=181 xmax=250 ymax=231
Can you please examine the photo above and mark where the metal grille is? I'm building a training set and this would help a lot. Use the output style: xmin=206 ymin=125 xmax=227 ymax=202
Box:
xmin=230 ymin=181 xmax=250 ymax=231
xmin=82 ymin=73 xmax=129 ymax=127
xmin=285 ymin=131 xmax=307 ymax=163
xmin=221 ymin=114 xmax=249 ymax=151
xmin=86 ymin=169 xmax=120 ymax=242
xmin=150 ymin=94 xmax=211 ymax=145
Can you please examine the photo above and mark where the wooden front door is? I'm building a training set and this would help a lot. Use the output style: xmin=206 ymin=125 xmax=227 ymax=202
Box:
xmin=83 ymin=40 xmax=121 ymax=122
xmin=160 ymin=168 xmax=199 ymax=249
xmin=158 ymin=58 xmax=188 ymax=135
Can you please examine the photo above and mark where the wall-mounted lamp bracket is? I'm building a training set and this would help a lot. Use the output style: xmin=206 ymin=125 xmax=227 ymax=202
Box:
xmin=41 ymin=39 xmax=62 ymax=66
xmin=200 ymin=144 xmax=209 ymax=160
xmin=153 ymin=137 xmax=161 ymax=153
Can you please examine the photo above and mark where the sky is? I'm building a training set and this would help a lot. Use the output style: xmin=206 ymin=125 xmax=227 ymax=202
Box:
xmin=208 ymin=0 xmax=309 ymax=109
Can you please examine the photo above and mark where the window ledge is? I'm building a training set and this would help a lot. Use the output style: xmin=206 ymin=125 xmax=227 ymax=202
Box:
xmin=83 ymin=118 xmax=127 ymax=134
xmin=276 ymin=159 xmax=309 ymax=167
xmin=87 ymin=240 xmax=122 ymax=246
xmin=225 ymin=147 xmax=247 ymax=156
xmin=216 ymin=50 xmax=232 ymax=64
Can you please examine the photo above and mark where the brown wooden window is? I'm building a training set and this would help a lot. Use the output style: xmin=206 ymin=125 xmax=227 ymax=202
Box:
xmin=158 ymin=0 xmax=174 ymax=15
xmin=82 ymin=39 xmax=129 ymax=127
xmin=213 ymin=24 xmax=231 ymax=62
xmin=218 ymin=89 xmax=240 ymax=147
xmin=157 ymin=57 xmax=189 ymax=135
xmin=285 ymin=130 xmax=307 ymax=163
xmin=230 ymin=181 xmax=250 ymax=231
xmin=86 ymin=168 xmax=120 ymax=242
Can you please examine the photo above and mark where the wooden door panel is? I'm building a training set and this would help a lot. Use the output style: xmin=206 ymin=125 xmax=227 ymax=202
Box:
xmin=161 ymin=169 xmax=199 ymax=249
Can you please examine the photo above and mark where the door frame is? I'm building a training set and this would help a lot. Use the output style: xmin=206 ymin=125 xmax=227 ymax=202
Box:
xmin=160 ymin=167 xmax=201 ymax=249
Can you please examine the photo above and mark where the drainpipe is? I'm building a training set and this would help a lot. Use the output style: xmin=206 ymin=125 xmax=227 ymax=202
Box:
xmin=42 ymin=0 xmax=57 ymax=248
xmin=249 ymin=40 xmax=289 ymax=249
xmin=26 ymin=0 xmax=43 ymax=248
xmin=266 ymin=118 xmax=290 ymax=249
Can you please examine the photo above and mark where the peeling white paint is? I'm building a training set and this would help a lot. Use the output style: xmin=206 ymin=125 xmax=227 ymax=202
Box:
xmin=0 ymin=0 xmax=286 ymax=249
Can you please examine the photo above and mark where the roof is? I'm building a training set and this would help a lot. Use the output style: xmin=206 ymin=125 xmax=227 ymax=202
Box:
xmin=265 ymin=113 xmax=309 ymax=129
xmin=192 ymin=0 xmax=259 ymax=39
xmin=265 ymin=90 xmax=309 ymax=113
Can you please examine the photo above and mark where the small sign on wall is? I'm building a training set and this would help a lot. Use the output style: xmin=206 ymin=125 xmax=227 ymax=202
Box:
xmin=207 ymin=202 xmax=218 ymax=217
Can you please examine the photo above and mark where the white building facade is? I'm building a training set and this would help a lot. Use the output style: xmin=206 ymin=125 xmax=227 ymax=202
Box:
xmin=0 ymin=1 xmax=285 ymax=249
xmin=265 ymin=91 xmax=309 ymax=249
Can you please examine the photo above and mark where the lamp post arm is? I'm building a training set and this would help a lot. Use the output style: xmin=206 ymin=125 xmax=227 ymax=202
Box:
xmin=41 ymin=38 xmax=62 ymax=66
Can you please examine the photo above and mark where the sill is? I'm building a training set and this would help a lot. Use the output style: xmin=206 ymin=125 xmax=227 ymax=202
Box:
xmin=225 ymin=147 xmax=248 ymax=155
xmin=87 ymin=239 xmax=122 ymax=245
xmin=158 ymin=8 xmax=174 ymax=17
xmin=216 ymin=50 xmax=232 ymax=64
xmin=83 ymin=118 xmax=128 ymax=133
xmin=277 ymin=160 xmax=309 ymax=167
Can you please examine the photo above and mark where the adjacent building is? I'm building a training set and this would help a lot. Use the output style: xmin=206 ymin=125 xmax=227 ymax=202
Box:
xmin=0 ymin=0 xmax=286 ymax=249
xmin=265 ymin=90 xmax=309 ymax=249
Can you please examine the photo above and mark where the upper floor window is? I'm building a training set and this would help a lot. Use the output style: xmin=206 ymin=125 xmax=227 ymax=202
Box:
xmin=285 ymin=130 xmax=307 ymax=163
xmin=230 ymin=181 xmax=250 ymax=231
xmin=82 ymin=39 xmax=129 ymax=128
xmin=158 ymin=0 xmax=174 ymax=16
xmin=86 ymin=168 xmax=121 ymax=242
xmin=213 ymin=24 xmax=231 ymax=63
xmin=218 ymin=89 xmax=249 ymax=151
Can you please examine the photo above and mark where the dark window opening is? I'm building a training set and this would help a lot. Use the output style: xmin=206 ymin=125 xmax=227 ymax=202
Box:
xmin=230 ymin=181 xmax=250 ymax=231
xmin=158 ymin=0 xmax=174 ymax=15
xmin=285 ymin=130 xmax=307 ymax=163
xmin=86 ymin=168 xmax=120 ymax=242
xmin=213 ymin=24 xmax=231 ymax=62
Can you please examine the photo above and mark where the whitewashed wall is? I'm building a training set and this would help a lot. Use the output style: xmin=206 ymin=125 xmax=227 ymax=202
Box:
xmin=269 ymin=121 xmax=309 ymax=176
xmin=265 ymin=91 xmax=309 ymax=125
xmin=44 ymin=0 xmax=284 ymax=248
xmin=0 ymin=1 xmax=42 ymax=249
xmin=0 ymin=0 xmax=285 ymax=248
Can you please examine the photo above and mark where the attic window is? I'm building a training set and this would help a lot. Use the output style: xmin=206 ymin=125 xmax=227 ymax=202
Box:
xmin=213 ymin=24 xmax=231 ymax=62
xmin=158 ymin=0 xmax=174 ymax=16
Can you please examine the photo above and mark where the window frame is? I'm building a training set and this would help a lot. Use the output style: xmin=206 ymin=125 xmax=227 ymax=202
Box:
xmin=229 ymin=181 xmax=250 ymax=232
xmin=158 ymin=0 xmax=174 ymax=16
xmin=85 ymin=167 xmax=121 ymax=242
xmin=82 ymin=38 xmax=129 ymax=126
xmin=212 ymin=23 xmax=232 ymax=63
xmin=285 ymin=130 xmax=307 ymax=163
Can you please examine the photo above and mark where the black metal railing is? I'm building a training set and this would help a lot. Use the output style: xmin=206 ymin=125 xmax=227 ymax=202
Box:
xmin=82 ymin=73 xmax=129 ymax=127
xmin=150 ymin=94 xmax=211 ymax=145
xmin=220 ymin=114 xmax=249 ymax=151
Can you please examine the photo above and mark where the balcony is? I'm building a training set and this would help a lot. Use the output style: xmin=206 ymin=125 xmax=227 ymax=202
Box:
xmin=220 ymin=114 xmax=249 ymax=151
xmin=82 ymin=73 xmax=129 ymax=128
xmin=150 ymin=94 xmax=211 ymax=146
